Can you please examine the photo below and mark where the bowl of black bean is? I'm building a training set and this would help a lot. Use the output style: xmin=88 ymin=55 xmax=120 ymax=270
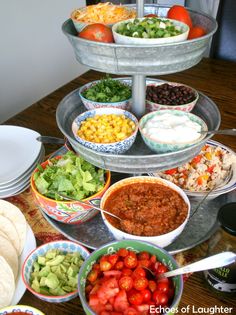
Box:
xmin=146 ymin=81 xmax=199 ymax=113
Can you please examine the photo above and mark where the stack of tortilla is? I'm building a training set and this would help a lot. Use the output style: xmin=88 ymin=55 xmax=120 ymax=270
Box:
xmin=0 ymin=200 xmax=27 ymax=308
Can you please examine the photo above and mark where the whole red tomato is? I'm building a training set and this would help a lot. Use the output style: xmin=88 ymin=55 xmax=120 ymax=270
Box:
xmin=78 ymin=23 xmax=114 ymax=43
xmin=167 ymin=5 xmax=193 ymax=28
xmin=188 ymin=26 xmax=206 ymax=39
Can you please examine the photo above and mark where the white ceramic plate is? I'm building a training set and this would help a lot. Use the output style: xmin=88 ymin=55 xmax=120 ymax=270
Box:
xmin=149 ymin=140 xmax=236 ymax=200
xmin=0 ymin=126 xmax=41 ymax=185
xmin=0 ymin=146 xmax=45 ymax=194
xmin=11 ymin=224 xmax=36 ymax=305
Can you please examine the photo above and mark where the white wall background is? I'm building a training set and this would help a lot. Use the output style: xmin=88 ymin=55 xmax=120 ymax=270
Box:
xmin=0 ymin=0 xmax=218 ymax=124
xmin=0 ymin=0 xmax=87 ymax=123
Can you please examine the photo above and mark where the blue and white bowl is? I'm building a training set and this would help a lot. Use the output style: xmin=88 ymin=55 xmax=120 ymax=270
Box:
xmin=72 ymin=107 xmax=138 ymax=154
xmin=0 ymin=305 xmax=44 ymax=315
xmin=79 ymin=78 xmax=132 ymax=110
xmin=22 ymin=240 xmax=90 ymax=303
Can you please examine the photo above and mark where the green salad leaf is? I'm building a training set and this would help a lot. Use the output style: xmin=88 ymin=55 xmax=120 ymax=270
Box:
xmin=34 ymin=151 xmax=105 ymax=200
xmin=82 ymin=76 xmax=132 ymax=102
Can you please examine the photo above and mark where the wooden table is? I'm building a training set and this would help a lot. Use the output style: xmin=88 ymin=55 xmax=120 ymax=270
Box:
xmin=6 ymin=58 xmax=236 ymax=314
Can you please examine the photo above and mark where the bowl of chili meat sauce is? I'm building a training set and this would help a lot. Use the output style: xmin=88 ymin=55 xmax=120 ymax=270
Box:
xmin=78 ymin=239 xmax=183 ymax=315
xmin=100 ymin=176 xmax=190 ymax=248
xmin=0 ymin=305 xmax=45 ymax=315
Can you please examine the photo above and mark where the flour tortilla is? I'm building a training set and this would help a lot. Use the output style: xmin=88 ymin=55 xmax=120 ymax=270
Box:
xmin=0 ymin=234 xmax=18 ymax=279
xmin=0 ymin=255 xmax=15 ymax=308
xmin=0 ymin=200 xmax=27 ymax=255
xmin=0 ymin=215 xmax=20 ymax=254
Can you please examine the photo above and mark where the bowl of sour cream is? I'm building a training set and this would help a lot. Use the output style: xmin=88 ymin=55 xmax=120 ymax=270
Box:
xmin=139 ymin=110 xmax=208 ymax=153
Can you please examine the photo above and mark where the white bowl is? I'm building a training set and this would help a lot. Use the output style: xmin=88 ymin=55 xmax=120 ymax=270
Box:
xmin=100 ymin=176 xmax=190 ymax=248
xmin=112 ymin=18 xmax=189 ymax=45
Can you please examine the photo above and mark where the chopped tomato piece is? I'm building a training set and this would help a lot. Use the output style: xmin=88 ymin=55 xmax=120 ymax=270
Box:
xmin=119 ymin=276 xmax=134 ymax=291
xmin=156 ymin=263 xmax=168 ymax=274
xmin=137 ymin=259 xmax=150 ymax=269
xmin=100 ymin=260 xmax=112 ymax=271
xmin=128 ymin=289 xmax=144 ymax=305
xmin=138 ymin=251 xmax=150 ymax=260
xmin=148 ymin=280 xmax=157 ymax=292
xmin=115 ymin=261 xmax=124 ymax=270
xmin=135 ymin=304 xmax=150 ymax=315
xmin=113 ymin=289 xmax=129 ymax=312
xmin=124 ymin=307 xmax=138 ymax=315
xmin=97 ymin=278 xmax=119 ymax=304
xmin=140 ymin=289 xmax=151 ymax=302
xmin=87 ymin=269 xmax=98 ymax=283
xmin=164 ymin=168 xmax=178 ymax=175
xmin=103 ymin=270 xmax=122 ymax=279
xmin=192 ymin=154 xmax=202 ymax=164
xmin=109 ymin=254 xmax=119 ymax=266
xmin=117 ymin=248 xmax=129 ymax=257
xmin=152 ymin=291 xmax=169 ymax=306
xmin=133 ymin=277 xmax=149 ymax=291
xmin=132 ymin=267 xmax=146 ymax=279
xmin=207 ymin=164 xmax=215 ymax=174
xmin=89 ymin=294 xmax=105 ymax=313
xmin=124 ymin=253 xmax=138 ymax=269
xmin=122 ymin=268 xmax=133 ymax=276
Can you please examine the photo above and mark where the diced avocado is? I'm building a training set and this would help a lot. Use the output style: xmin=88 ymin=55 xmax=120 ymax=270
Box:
xmin=46 ymin=255 xmax=65 ymax=266
xmin=37 ymin=256 xmax=46 ymax=265
xmin=49 ymin=287 xmax=66 ymax=296
xmin=45 ymin=273 xmax=60 ymax=289
xmin=29 ymin=249 xmax=84 ymax=296
xmin=33 ymin=261 xmax=40 ymax=272
xmin=38 ymin=265 xmax=50 ymax=277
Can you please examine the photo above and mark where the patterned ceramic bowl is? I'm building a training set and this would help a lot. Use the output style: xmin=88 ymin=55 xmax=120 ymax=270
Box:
xmin=72 ymin=108 xmax=138 ymax=154
xmin=79 ymin=78 xmax=132 ymax=111
xmin=22 ymin=240 xmax=90 ymax=303
xmin=78 ymin=239 xmax=183 ymax=315
xmin=0 ymin=305 xmax=44 ymax=315
xmin=100 ymin=176 xmax=190 ymax=248
xmin=30 ymin=157 xmax=111 ymax=224
xmin=146 ymin=82 xmax=199 ymax=112
xmin=139 ymin=110 xmax=208 ymax=153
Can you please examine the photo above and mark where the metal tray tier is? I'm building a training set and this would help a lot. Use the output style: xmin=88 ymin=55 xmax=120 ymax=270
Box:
xmin=39 ymin=182 xmax=236 ymax=254
xmin=62 ymin=5 xmax=217 ymax=76
xmin=56 ymin=78 xmax=221 ymax=173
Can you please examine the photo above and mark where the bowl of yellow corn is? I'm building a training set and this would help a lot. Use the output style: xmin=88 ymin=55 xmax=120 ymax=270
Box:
xmin=72 ymin=108 xmax=138 ymax=154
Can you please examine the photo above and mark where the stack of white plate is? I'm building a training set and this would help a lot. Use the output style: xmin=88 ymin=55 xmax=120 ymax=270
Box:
xmin=0 ymin=125 xmax=44 ymax=198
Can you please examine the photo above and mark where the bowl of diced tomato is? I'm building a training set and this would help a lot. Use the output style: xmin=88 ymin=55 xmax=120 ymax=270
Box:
xmin=78 ymin=239 xmax=183 ymax=315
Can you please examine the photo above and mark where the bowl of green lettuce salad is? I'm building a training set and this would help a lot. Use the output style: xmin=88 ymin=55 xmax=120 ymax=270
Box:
xmin=31 ymin=151 xmax=111 ymax=224
xmin=79 ymin=77 xmax=132 ymax=110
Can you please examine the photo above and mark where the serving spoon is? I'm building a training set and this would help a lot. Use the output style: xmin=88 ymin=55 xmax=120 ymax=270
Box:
xmin=57 ymin=192 xmax=122 ymax=221
xmin=199 ymin=128 xmax=236 ymax=136
xmin=144 ymin=251 xmax=236 ymax=279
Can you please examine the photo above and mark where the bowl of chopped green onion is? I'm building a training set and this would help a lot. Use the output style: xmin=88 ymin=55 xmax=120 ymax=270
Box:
xmin=79 ymin=77 xmax=132 ymax=110
xmin=22 ymin=240 xmax=90 ymax=303
xmin=112 ymin=17 xmax=189 ymax=45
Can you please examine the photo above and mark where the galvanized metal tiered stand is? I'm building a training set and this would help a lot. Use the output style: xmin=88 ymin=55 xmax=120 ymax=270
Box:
xmin=59 ymin=3 xmax=218 ymax=173
xmin=42 ymin=2 xmax=231 ymax=253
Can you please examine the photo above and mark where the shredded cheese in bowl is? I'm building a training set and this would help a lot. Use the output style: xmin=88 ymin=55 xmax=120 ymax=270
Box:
xmin=71 ymin=2 xmax=136 ymax=25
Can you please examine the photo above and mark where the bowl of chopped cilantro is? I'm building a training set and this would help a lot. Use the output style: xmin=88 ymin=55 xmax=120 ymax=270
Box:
xmin=112 ymin=17 xmax=189 ymax=45
xmin=30 ymin=151 xmax=111 ymax=224
xmin=79 ymin=77 xmax=132 ymax=110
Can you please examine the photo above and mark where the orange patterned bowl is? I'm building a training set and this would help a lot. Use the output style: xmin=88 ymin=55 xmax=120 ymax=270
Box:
xmin=30 ymin=156 xmax=111 ymax=224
